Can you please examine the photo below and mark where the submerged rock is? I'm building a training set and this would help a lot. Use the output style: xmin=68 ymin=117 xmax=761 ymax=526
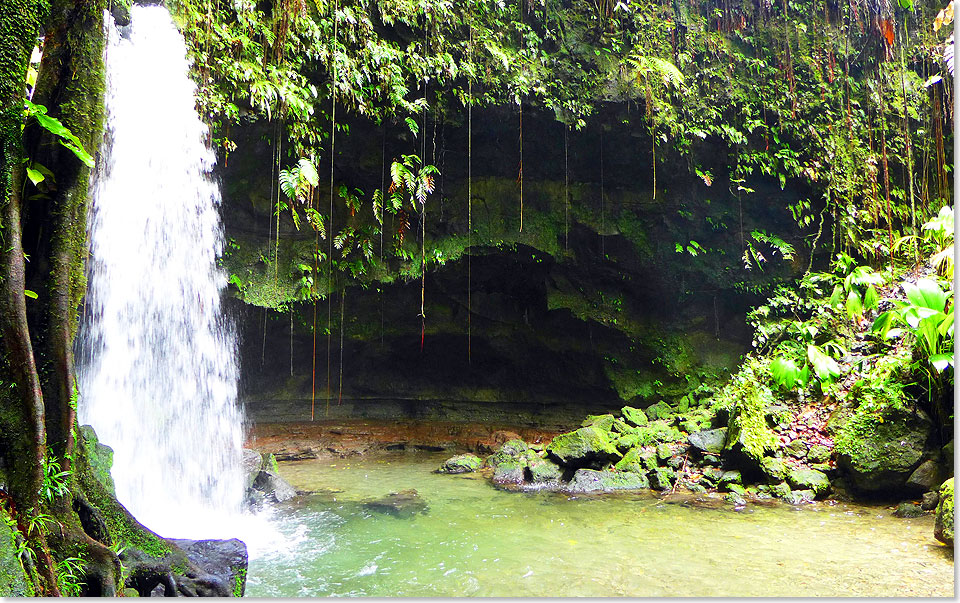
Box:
xmin=363 ymin=489 xmax=429 ymax=518
xmin=566 ymin=469 xmax=649 ymax=493
xmin=893 ymin=502 xmax=925 ymax=518
xmin=545 ymin=426 xmax=621 ymax=468
xmin=934 ymin=478 xmax=954 ymax=546
xmin=438 ymin=454 xmax=483 ymax=474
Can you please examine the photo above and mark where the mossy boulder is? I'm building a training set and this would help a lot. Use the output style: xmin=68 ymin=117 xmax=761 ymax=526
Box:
xmin=566 ymin=469 xmax=649 ymax=493
xmin=581 ymin=414 xmax=616 ymax=431
xmin=905 ymin=460 xmax=943 ymax=493
xmin=545 ymin=426 xmax=621 ymax=468
xmin=485 ymin=439 xmax=530 ymax=467
xmin=611 ymin=418 xmax=636 ymax=434
xmin=648 ymin=467 xmax=676 ymax=491
xmin=834 ymin=407 xmax=931 ymax=494
xmin=438 ymin=454 xmax=483 ymax=474
xmin=645 ymin=401 xmax=674 ymax=421
xmin=687 ymin=428 xmax=727 ymax=454
xmin=770 ymin=482 xmax=791 ymax=499
xmin=0 ymin=505 xmax=33 ymax=596
xmin=787 ymin=469 xmax=830 ymax=497
xmin=492 ymin=459 xmax=527 ymax=486
xmin=718 ymin=470 xmax=742 ymax=491
xmin=806 ymin=445 xmax=831 ymax=464
xmin=934 ymin=478 xmax=954 ymax=546
xmin=615 ymin=446 xmax=657 ymax=473
xmin=526 ymin=457 xmax=563 ymax=484
xmin=79 ymin=424 xmax=116 ymax=496
xmin=760 ymin=457 xmax=789 ymax=482
xmin=893 ymin=502 xmax=925 ymax=518
xmin=621 ymin=406 xmax=648 ymax=426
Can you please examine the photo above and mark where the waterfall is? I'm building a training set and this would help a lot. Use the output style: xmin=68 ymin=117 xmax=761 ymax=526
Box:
xmin=77 ymin=5 xmax=245 ymax=539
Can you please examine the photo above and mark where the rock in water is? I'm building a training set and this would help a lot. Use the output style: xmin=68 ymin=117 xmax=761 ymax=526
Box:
xmin=438 ymin=454 xmax=483 ymax=474
xmin=252 ymin=469 xmax=296 ymax=503
xmin=835 ymin=407 xmax=930 ymax=494
xmin=545 ymin=426 xmax=621 ymax=468
xmin=565 ymin=469 xmax=649 ymax=493
xmin=787 ymin=468 xmax=830 ymax=497
xmin=935 ymin=478 xmax=954 ymax=546
xmin=242 ymin=448 xmax=264 ymax=489
xmin=492 ymin=460 xmax=527 ymax=487
xmin=169 ymin=538 xmax=248 ymax=597
xmin=922 ymin=491 xmax=940 ymax=511
xmin=893 ymin=502 xmax=925 ymax=518
xmin=363 ymin=489 xmax=429 ymax=518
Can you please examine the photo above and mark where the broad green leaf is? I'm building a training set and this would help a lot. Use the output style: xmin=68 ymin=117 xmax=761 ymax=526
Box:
xmin=829 ymin=284 xmax=844 ymax=308
xmin=24 ymin=290 xmax=38 ymax=299
xmin=26 ymin=167 xmax=45 ymax=185
xmin=807 ymin=345 xmax=842 ymax=382
xmin=845 ymin=289 xmax=863 ymax=318
xmin=863 ymin=285 xmax=879 ymax=311
xmin=871 ymin=311 xmax=895 ymax=339
xmin=930 ymin=353 xmax=954 ymax=372
xmin=770 ymin=357 xmax=800 ymax=390
xmin=904 ymin=279 xmax=947 ymax=312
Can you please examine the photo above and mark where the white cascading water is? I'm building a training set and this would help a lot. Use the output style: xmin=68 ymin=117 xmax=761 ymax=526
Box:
xmin=77 ymin=5 xmax=246 ymax=540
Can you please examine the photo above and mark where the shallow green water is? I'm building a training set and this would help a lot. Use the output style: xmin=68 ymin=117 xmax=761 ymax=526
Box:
xmin=245 ymin=452 xmax=953 ymax=597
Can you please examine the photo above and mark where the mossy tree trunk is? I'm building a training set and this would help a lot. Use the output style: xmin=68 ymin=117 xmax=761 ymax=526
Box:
xmin=0 ymin=0 xmax=57 ymax=593
xmin=2 ymin=1 xmax=243 ymax=595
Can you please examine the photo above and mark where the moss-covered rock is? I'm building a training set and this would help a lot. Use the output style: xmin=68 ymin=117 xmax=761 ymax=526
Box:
xmin=581 ymin=414 xmax=616 ymax=431
xmin=935 ymin=478 xmax=954 ymax=546
xmin=760 ymin=457 xmax=789 ymax=482
xmin=485 ymin=439 xmax=530 ymax=467
xmin=545 ymin=426 xmax=621 ymax=468
xmin=687 ymin=428 xmax=727 ymax=454
xmin=893 ymin=502 xmax=925 ymax=518
xmin=806 ymin=445 xmax=831 ymax=464
xmin=787 ymin=469 xmax=830 ymax=497
xmin=621 ymin=406 xmax=649 ymax=427
xmin=79 ymin=424 xmax=116 ymax=496
xmin=645 ymin=401 xmax=674 ymax=421
xmin=438 ymin=454 xmax=483 ymax=474
xmin=0 ymin=506 xmax=33 ymax=596
xmin=492 ymin=459 xmax=527 ymax=486
xmin=718 ymin=470 xmax=742 ymax=490
xmin=770 ymin=482 xmax=791 ymax=499
xmin=648 ymin=467 xmax=676 ymax=491
xmin=834 ymin=406 xmax=931 ymax=494
xmin=566 ymin=469 xmax=649 ymax=493
xmin=526 ymin=457 xmax=564 ymax=484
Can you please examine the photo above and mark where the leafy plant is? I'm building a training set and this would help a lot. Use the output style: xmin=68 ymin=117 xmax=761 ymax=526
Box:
xmin=23 ymin=99 xmax=94 ymax=168
xmin=39 ymin=456 xmax=71 ymax=504
xmin=872 ymin=278 xmax=954 ymax=373
xmin=55 ymin=556 xmax=85 ymax=597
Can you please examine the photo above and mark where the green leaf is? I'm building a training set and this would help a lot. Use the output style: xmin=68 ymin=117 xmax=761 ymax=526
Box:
xmin=845 ymin=289 xmax=863 ymax=318
xmin=807 ymin=345 xmax=842 ymax=382
xmin=863 ymin=285 xmax=879 ymax=311
xmin=24 ymin=289 xmax=38 ymax=299
xmin=770 ymin=357 xmax=800 ymax=390
xmin=871 ymin=311 xmax=895 ymax=339
xmin=930 ymin=353 xmax=954 ymax=372
xmin=26 ymin=167 xmax=44 ymax=185
xmin=904 ymin=278 xmax=947 ymax=312
xmin=829 ymin=284 xmax=844 ymax=308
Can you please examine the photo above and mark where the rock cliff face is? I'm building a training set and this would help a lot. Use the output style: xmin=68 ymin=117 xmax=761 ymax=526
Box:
xmin=218 ymin=105 xmax=803 ymax=425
